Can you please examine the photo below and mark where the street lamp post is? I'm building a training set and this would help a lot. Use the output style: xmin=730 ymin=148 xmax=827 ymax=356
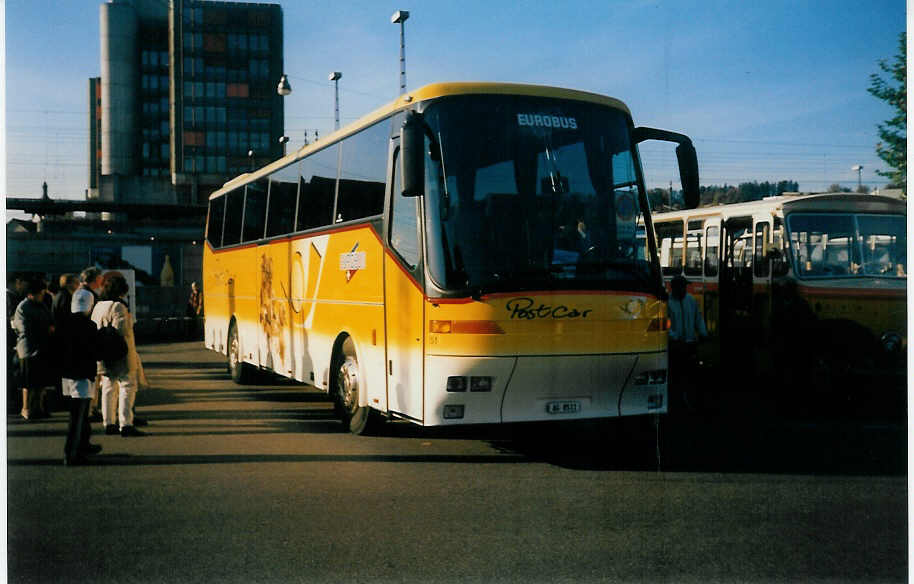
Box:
xmin=391 ymin=10 xmax=409 ymax=95
xmin=247 ymin=149 xmax=255 ymax=171
xmin=277 ymin=74 xmax=293 ymax=151
xmin=852 ymin=165 xmax=863 ymax=191
xmin=329 ymin=71 xmax=342 ymax=130
xmin=277 ymin=74 xmax=292 ymax=96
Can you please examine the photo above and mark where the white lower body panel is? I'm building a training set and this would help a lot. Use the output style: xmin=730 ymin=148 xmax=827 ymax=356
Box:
xmin=424 ymin=352 xmax=668 ymax=426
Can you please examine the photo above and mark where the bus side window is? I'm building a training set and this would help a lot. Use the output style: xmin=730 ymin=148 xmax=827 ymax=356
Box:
xmin=389 ymin=148 xmax=421 ymax=269
xmin=731 ymin=228 xmax=753 ymax=276
xmin=771 ymin=217 xmax=788 ymax=276
xmin=684 ymin=220 xmax=703 ymax=277
xmin=754 ymin=222 xmax=770 ymax=277
xmin=242 ymin=179 xmax=268 ymax=242
xmin=337 ymin=120 xmax=389 ymax=222
xmin=266 ymin=161 xmax=300 ymax=237
xmin=298 ymin=145 xmax=338 ymax=231
xmin=222 ymin=187 xmax=244 ymax=247
xmin=705 ymin=225 xmax=719 ymax=277
xmin=206 ymin=195 xmax=226 ymax=248
xmin=655 ymin=221 xmax=683 ymax=276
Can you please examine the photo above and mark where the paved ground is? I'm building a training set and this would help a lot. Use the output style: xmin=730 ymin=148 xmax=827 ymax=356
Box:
xmin=6 ymin=342 xmax=907 ymax=583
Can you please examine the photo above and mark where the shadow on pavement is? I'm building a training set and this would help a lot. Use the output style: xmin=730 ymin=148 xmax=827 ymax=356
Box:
xmin=9 ymin=452 xmax=528 ymax=467
xmin=486 ymin=401 xmax=906 ymax=476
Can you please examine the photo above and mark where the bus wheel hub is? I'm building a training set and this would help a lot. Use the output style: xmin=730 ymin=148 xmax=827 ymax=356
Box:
xmin=339 ymin=357 xmax=359 ymax=412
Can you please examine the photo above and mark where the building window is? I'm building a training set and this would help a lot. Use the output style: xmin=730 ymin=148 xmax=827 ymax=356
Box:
xmin=227 ymin=83 xmax=249 ymax=98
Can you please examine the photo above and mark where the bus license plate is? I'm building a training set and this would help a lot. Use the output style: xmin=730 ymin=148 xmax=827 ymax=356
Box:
xmin=545 ymin=400 xmax=581 ymax=415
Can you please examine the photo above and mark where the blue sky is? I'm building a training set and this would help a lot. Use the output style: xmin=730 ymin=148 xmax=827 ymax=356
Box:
xmin=3 ymin=0 xmax=907 ymax=204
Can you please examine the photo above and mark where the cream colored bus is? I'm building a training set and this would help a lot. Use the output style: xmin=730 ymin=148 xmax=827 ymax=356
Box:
xmin=203 ymin=82 xmax=700 ymax=433
xmin=651 ymin=193 xmax=906 ymax=408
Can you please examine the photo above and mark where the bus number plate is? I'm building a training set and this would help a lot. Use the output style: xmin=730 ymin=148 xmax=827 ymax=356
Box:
xmin=545 ymin=400 xmax=580 ymax=415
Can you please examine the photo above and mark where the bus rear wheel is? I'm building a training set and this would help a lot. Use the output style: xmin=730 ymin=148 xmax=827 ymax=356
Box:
xmin=228 ymin=323 xmax=253 ymax=384
xmin=335 ymin=336 xmax=383 ymax=435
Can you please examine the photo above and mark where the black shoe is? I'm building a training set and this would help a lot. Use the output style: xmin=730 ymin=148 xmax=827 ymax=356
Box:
xmin=104 ymin=424 xmax=119 ymax=435
xmin=120 ymin=425 xmax=145 ymax=437
xmin=80 ymin=443 xmax=103 ymax=455
xmin=133 ymin=416 xmax=148 ymax=427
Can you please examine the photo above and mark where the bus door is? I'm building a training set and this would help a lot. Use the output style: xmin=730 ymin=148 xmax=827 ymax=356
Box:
xmin=751 ymin=217 xmax=773 ymax=338
xmin=720 ymin=216 xmax=754 ymax=369
xmin=701 ymin=217 xmax=721 ymax=358
xmin=384 ymin=140 xmax=425 ymax=422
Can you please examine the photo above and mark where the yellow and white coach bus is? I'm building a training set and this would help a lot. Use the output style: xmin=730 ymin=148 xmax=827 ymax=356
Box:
xmin=651 ymin=193 xmax=906 ymax=408
xmin=203 ymin=82 xmax=701 ymax=433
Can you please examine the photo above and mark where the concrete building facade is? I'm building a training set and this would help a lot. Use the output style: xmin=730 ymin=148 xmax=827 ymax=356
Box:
xmin=8 ymin=0 xmax=283 ymax=331
xmin=95 ymin=0 xmax=284 ymax=206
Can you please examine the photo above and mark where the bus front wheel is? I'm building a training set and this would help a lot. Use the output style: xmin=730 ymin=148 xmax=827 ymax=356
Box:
xmin=228 ymin=323 xmax=253 ymax=384
xmin=335 ymin=336 xmax=383 ymax=435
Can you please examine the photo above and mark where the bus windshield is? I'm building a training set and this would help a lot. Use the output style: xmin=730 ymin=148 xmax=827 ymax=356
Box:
xmin=787 ymin=213 xmax=907 ymax=279
xmin=421 ymin=95 xmax=652 ymax=295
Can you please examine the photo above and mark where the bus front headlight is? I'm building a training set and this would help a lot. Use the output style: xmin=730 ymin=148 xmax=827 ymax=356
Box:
xmin=633 ymin=369 xmax=667 ymax=385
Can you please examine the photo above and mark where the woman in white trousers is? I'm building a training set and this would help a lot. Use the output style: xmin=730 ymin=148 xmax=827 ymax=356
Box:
xmin=90 ymin=272 xmax=144 ymax=437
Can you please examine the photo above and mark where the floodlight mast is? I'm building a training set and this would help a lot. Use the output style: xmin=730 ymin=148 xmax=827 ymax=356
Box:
xmin=329 ymin=72 xmax=342 ymax=130
xmin=391 ymin=10 xmax=410 ymax=95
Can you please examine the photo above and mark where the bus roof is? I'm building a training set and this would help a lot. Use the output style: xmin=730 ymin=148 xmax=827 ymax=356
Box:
xmin=210 ymin=82 xmax=632 ymax=200
xmin=651 ymin=192 xmax=907 ymax=223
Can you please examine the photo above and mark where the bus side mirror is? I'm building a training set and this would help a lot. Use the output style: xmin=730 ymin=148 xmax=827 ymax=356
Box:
xmin=633 ymin=127 xmax=700 ymax=210
xmin=676 ymin=142 xmax=699 ymax=210
xmin=401 ymin=111 xmax=425 ymax=197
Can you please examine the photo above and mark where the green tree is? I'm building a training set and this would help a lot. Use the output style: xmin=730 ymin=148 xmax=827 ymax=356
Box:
xmin=868 ymin=32 xmax=906 ymax=190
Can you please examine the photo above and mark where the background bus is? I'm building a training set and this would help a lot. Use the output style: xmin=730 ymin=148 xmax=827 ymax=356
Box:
xmin=650 ymin=193 xmax=906 ymax=414
xmin=203 ymin=82 xmax=700 ymax=433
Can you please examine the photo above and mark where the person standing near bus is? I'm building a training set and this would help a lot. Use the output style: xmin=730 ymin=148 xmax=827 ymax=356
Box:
xmin=60 ymin=293 xmax=103 ymax=465
xmin=91 ymin=272 xmax=144 ymax=437
xmin=668 ymin=275 xmax=707 ymax=411
xmin=12 ymin=275 xmax=54 ymax=420
xmin=7 ymin=273 xmax=28 ymax=413
xmin=73 ymin=267 xmax=103 ymax=420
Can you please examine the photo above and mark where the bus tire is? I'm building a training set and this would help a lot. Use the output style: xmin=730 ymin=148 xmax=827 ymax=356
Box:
xmin=228 ymin=322 xmax=253 ymax=384
xmin=334 ymin=336 xmax=383 ymax=435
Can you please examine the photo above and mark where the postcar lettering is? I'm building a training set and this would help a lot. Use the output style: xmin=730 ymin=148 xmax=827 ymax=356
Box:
xmin=506 ymin=297 xmax=592 ymax=320
xmin=517 ymin=113 xmax=578 ymax=130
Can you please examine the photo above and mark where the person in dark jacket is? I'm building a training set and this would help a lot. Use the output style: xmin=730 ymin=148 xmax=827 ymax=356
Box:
xmin=72 ymin=267 xmax=103 ymax=420
xmin=51 ymin=274 xmax=79 ymax=410
xmin=52 ymin=274 xmax=79 ymax=325
xmin=60 ymin=293 xmax=103 ymax=465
